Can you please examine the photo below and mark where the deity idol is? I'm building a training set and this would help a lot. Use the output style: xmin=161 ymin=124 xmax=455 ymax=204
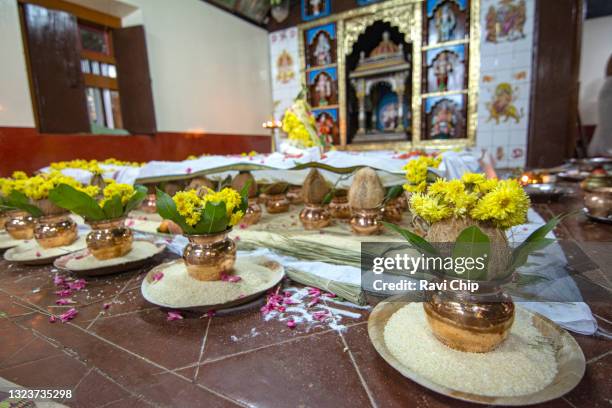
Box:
xmin=435 ymin=3 xmax=457 ymax=42
xmin=433 ymin=52 xmax=454 ymax=92
xmin=310 ymin=0 xmax=322 ymax=16
xmin=381 ymin=103 xmax=398 ymax=130
xmin=432 ymin=101 xmax=455 ymax=139
xmin=315 ymin=73 xmax=332 ymax=105
xmin=313 ymin=32 xmax=331 ymax=66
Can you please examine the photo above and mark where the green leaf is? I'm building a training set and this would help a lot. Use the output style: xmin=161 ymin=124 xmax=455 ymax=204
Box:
xmin=102 ymin=195 xmax=123 ymax=219
xmin=48 ymin=184 xmax=105 ymax=221
xmin=509 ymin=215 xmax=564 ymax=272
xmin=124 ymin=184 xmax=148 ymax=214
xmin=451 ymin=226 xmax=490 ymax=280
xmin=155 ymin=188 xmax=195 ymax=234
xmin=7 ymin=191 xmax=44 ymax=217
xmin=195 ymin=201 xmax=229 ymax=234
xmin=385 ymin=185 xmax=404 ymax=202
xmin=383 ymin=222 xmax=439 ymax=257
xmin=238 ymin=180 xmax=252 ymax=213
xmin=322 ymin=190 xmax=334 ymax=205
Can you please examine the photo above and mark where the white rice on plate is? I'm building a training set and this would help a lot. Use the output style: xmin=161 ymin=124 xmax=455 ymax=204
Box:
xmin=384 ymin=303 xmax=558 ymax=397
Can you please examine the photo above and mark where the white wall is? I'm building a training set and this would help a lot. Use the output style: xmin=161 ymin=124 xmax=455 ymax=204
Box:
xmin=0 ymin=0 xmax=36 ymax=127
xmin=579 ymin=15 xmax=612 ymax=126
xmin=0 ymin=0 xmax=272 ymax=135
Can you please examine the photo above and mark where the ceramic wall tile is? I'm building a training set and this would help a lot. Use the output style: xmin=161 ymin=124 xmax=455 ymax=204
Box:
xmin=477 ymin=0 xmax=535 ymax=169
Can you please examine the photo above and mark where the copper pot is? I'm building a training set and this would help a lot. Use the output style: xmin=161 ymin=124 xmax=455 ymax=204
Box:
xmin=257 ymin=192 xmax=269 ymax=205
xmin=86 ymin=218 xmax=133 ymax=260
xmin=183 ymin=229 xmax=236 ymax=281
xmin=381 ymin=198 xmax=403 ymax=223
xmin=584 ymin=187 xmax=612 ymax=218
xmin=0 ymin=210 xmax=9 ymax=231
xmin=286 ymin=186 xmax=303 ymax=204
xmin=423 ymin=282 xmax=515 ymax=353
xmin=139 ymin=193 xmax=157 ymax=214
xmin=350 ymin=208 xmax=382 ymax=235
xmin=266 ymin=193 xmax=290 ymax=213
xmin=34 ymin=214 xmax=77 ymax=249
xmin=329 ymin=195 xmax=351 ymax=219
xmin=242 ymin=198 xmax=262 ymax=226
xmin=5 ymin=211 xmax=36 ymax=240
xmin=299 ymin=203 xmax=331 ymax=230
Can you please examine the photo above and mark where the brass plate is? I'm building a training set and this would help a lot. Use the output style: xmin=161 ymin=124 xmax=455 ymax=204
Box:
xmin=368 ymin=294 xmax=586 ymax=405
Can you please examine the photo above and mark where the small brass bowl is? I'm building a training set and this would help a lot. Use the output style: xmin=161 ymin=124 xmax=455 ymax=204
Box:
xmin=266 ymin=194 xmax=290 ymax=214
xmin=86 ymin=218 xmax=133 ymax=260
xmin=329 ymin=195 xmax=351 ymax=219
xmin=350 ymin=208 xmax=383 ymax=235
xmin=286 ymin=186 xmax=303 ymax=205
xmin=584 ymin=187 xmax=612 ymax=219
xmin=183 ymin=230 xmax=236 ymax=281
xmin=299 ymin=203 xmax=331 ymax=230
xmin=381 ymin=198 xmax=403 ymax=223
xmin=5 ymin=211 xmax=36 ymax=240
xmin=34 ymin=214 xmax=77 ymax=249
xmin=242 ymin=198 xmax=262 ymax=226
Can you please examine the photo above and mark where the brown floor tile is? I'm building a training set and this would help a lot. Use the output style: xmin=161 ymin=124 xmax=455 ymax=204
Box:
xmin=101 ymin=395 xmax=156 ymax=408
xmin=12 ymin=312 xmax=164 ymax=391
xmin=77 ymin=286 xmax=156 ymax=327
xmin=0 ymin=318 xmax=38 ymax=365
xmin=564 ymin=352 xmax=612 ymax=408
xmin=137 ymin=372 xmax=239 ymax=408
xmin=0 ymin=354 xmax=88 ymax=391
xmin=66 ymin=368 xmax=132 ymax=408
xmin=89 ymin=308 xmax=207 ymax=371
xmin=0 ymin=292 xmax=36 ymax=317
xmin=0 ymin=334 xmax=64 ymax=370
xmin=193 ymin=331 xmax=372 ymax=407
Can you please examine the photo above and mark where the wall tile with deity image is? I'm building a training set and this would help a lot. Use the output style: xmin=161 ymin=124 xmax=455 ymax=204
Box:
xmin=308 ymin=67 xmax=338 ymax=108
xmin=305 ymin=23 xmax=336 ymax=68
xmin=425 ymin=44 xmax=467 ymax=93
xmin=482 ymin=0 xmax=528 ymax=45
xmin=425 ymin=0 xmax=468 ymax=46
xmin=313 ymin=107 xmax=339 ymax=145
xmin=301 ymin=0 xmax=331 ymax=22
xmin=423 ymin=94 xmax=466 ymax=140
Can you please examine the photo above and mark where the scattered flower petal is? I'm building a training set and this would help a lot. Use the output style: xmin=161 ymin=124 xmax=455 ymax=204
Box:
xmin=56 ymin=298 xmax=76 ymax=305
xmin=167 ymin=311 xmax=183 ymax=321
xmin=35 ymin=251 xmax=41 ymax=257
xmin=53 ymin=275 xmax=65 ymax=286
xmin=68 ymin=279 xmax=87 ymax=291
xmin=152 ymin=271 xmax=164 ymax=282
xmin=49 ymin=315 xmax=57 ymax=323
xmin=286 ymin=319 xmax=296 ymax=329
xmin=56 ymin=289 xmax=73 ymax=297
xmin=103 ymin=303 xmax=111 ymax=310
xmin=59 ymin=308 xmax=78 ymax=322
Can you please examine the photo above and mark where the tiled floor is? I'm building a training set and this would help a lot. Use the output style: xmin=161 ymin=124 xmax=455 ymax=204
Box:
xmin=0 ymin=189 xmax=611 ymax=408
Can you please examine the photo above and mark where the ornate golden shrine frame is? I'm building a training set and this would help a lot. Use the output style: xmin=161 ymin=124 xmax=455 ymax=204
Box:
xmin=298 ymin=0 xmax=480 ymax=151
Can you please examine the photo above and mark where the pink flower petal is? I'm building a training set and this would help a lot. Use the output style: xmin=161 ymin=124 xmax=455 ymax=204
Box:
xmin=186 ymin=167 xmax=193 ymax=174
xmin=59 ymin=308 xmax=78 ymax=322
xmin=68 ymin=279 xmax=87 ymax=291
xmin=286 ymin=319 xmax=296 ymax=329
xmin=206 ymin=310 xmax=216 ymax=317
xmin=35 ymin=252 xmax=41 ymax=257
xmin=152 ymin=271 xmax=164 ymax=282
xmin=167 ymin=311 xmax=183 ymax=321
xmin=53 ymin=275 xmax=66 ymax=287
xmin=307 ymin=287 xmax=321 ymax=297
xmin=49 ymin=315 xmax=57 ymax=323
xmin=55 ymin=298 xmax=75 ymax=305
xmin=103 ymin=303 xmax=111 ymax=310
xmin=56 ymin=289 xmax=73 ymax=297
xmin=323 ymin=292 xmax=336 ymax=298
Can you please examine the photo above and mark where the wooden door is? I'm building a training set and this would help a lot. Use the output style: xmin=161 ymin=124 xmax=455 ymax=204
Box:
xmin=113 ymin=25 xmax=157 ymax=134
xmin=22 ymin=3 xmax=90 ymax=133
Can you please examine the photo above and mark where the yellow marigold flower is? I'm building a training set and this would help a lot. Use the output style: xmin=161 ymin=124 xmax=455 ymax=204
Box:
xmin=403 ymin=181 xmax=427 ymax=193
xmin=229 ymin=210 xmax=244 ymax=226
xmin=11 ymin=171 xmax=28 ymax=180
xmin=100 ymin=183 xmax=134 ymax=207
xmin=410 ymin=193 xmax=452 ymax=223
xmin=470 ymin=179 xmax=529 ymax=229
xmin=477 ymin=178 xmax=499 ymax=193
xmin=461 ymin=172 xmax=487 ymax=186
xmin=402 ymin=156 xmax=441 ymax=191
xmin=203 ymin=187 xmax=242 ymax=217
xmin=173 ymin=190 xmax=204 ymax=226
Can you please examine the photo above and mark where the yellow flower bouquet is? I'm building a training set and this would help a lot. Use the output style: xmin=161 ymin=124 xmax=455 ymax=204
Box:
xmin=282 ymin=98 xmax=324 ymax=149
xmin=155 ymin=185 xmax=249 ymax=235
xmin=155 ymin=184 xmax=250 ymax=281
xmin=48 ymin=181 xmax=147 ymax=221
xmin=385 ymin=173 xmax=561 ymax=281
xmin=402 ymin=155 xmax=442 ymax=193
